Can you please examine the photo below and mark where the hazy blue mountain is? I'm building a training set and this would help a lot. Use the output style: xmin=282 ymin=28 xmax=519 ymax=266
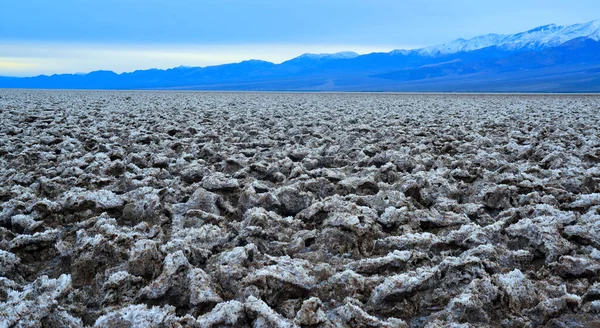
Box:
xmin=1 ymin=20 xmax=599 ymax=92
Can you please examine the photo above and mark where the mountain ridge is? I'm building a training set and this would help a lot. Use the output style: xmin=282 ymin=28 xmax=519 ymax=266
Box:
xmin=416 ymin=19 xmax=600 ymax=55
xmin=1 ymin=20 xmax=599 ymax=92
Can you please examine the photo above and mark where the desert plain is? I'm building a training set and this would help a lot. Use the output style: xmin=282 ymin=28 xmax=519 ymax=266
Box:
xmin=1 ymin=90 xmax=600 ymax=327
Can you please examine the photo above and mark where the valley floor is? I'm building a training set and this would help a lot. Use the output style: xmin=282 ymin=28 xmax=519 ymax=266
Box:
xmin=1 ymin=91 xmax=599 ymax=327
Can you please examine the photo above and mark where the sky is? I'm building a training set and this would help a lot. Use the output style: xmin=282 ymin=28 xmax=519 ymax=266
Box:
xmin=1 ymin=0 xmax=599 ymax=77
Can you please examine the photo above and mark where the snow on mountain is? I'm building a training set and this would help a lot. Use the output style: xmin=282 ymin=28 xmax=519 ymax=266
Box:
xmin=286 ymin=20 xmax=600 ymax=61
xmin=292 ymin=51 xmax=360 ymax=60
xmin=417 ymin=20 xmax=600 ymax=55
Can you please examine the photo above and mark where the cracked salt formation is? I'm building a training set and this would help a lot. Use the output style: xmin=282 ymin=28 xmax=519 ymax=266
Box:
xmin=1 ymin=90 xmax=600 ymax=327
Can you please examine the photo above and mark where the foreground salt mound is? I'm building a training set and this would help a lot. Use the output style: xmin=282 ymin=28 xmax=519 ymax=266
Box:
xmin=1 ymin=90 xmax=600 ymax=326
xmin=0 ymin=275 xmax=82 ymax=327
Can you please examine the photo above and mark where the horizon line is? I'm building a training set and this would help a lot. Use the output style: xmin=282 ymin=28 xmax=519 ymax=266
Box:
xmin=1 ymin=18 xmax=598 ymax=78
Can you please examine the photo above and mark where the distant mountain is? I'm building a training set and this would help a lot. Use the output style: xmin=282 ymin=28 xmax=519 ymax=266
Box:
xmin=1 ymin=20 xmax=600 ymax=92
xmin=287 ymin=52 xmax=360 ymax=61
xmin=418 ymin=20 xmax=600 ymax=55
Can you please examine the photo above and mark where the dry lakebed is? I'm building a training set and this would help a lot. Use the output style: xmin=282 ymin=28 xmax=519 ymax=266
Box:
xmin=1 ymin=90 xmax=600 ymax=327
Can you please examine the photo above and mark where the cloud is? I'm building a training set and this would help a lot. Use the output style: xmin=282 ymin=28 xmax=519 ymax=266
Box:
xmin=0 ymin=59 xmax=37 ymax=71
xmin=0 ymin=42 xmax=419 ymax=77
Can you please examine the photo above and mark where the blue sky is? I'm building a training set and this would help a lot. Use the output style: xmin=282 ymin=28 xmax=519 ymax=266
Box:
xmin=1 ymin=0 xmax=599 ymax=76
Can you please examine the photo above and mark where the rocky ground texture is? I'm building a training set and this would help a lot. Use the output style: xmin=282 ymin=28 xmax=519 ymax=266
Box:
xmin=1 ymin=90 xmax=600 ymax=327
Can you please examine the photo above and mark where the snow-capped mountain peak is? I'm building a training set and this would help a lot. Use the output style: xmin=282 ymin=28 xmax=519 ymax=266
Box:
xmin=283 ymin=20 xmax=599 ymax=61
xmin=526 ymin=24 xmax=559 ymax=33
xmin=417 ymin=20 xmax=600 ymax=55
xmin=293 ymin=51 xmax=360 ymax=60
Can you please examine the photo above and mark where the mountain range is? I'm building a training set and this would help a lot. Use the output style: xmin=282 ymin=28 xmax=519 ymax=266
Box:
xmin=1 ymin=20 xmax=600 ymax=92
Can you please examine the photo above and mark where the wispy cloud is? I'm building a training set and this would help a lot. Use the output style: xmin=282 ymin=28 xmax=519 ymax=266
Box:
xmin=0 ymin=59 xmax=38 ymax=73
xmin=0 ymin=42 xmax=421 ymax=77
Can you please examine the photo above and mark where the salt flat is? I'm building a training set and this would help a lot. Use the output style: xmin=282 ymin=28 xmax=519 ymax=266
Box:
xmin=1 ymin=90 xmax=600 ymax=327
